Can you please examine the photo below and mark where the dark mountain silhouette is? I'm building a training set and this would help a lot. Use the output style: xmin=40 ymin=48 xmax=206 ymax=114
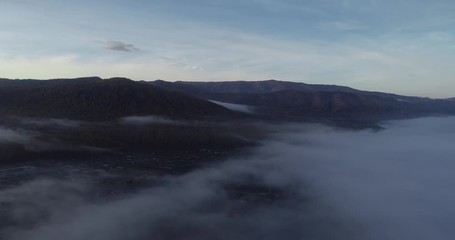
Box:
xmin=0 ymin=77 xmax=234 ymax=121
xmin=151 ymin=79 xmax=360 ymax=94
xmin=150 ymin=80 xmax=455 ymax=121
xmin=0 ymin=77 xmax=453 ymax=124
xmin=0 ymin=77 xmax=453 ymax=162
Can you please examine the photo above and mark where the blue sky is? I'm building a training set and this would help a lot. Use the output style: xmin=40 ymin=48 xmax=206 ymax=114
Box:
xmin=0 ymin=0 xmax=454 ymax=97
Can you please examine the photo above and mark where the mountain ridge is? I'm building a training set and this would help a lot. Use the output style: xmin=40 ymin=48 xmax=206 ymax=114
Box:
xmin=151 ymin=79 xmax=435 ymax=100
xmin=0 ymin=77 xmax=235 ymax=121
xmin=1 ymin=77 xmax=453 ymax=124
xmin=150 ymin=79 xmax=455 ymax=122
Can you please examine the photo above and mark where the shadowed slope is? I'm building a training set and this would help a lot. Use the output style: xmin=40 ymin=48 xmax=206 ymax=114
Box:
xmin=0 ymin=77 xmax=234 ymax=121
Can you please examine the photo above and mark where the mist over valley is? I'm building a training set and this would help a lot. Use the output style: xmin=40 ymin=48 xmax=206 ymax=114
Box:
xmin=2 ymin=0 xmax=455 ymax=238
xmin=0 ymin=79 xmax=454 ymax=239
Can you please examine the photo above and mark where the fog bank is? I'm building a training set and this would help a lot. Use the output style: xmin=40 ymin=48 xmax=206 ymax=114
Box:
xmin=1 ymin=117 xmax=455 ymax=240
xmin=263 ymin=117 xmax=455 ymax=240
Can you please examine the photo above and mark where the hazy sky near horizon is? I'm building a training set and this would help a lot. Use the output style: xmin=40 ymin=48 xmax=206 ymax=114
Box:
xmin=0 ymin=0 xmax=454 ymax=97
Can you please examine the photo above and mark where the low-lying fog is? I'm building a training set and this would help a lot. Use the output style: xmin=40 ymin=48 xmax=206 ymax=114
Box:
xmin=1 ymin=117 xmax=455 ymax=240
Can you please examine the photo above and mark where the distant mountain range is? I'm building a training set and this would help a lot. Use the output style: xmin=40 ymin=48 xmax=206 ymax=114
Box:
xmin=150 ymin=79 xmax=455 ymax=122
xmin=0 ymin=77 xmax=453 ymax=124
xmin=151 ymin=79 xmax=362 ymax=94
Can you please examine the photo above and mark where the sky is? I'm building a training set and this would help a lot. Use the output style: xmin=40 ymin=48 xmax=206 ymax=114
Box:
xmin=0 ymin=0 xmax=454 ymax=98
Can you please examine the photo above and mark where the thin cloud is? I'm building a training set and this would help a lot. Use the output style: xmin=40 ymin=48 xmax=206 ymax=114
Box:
xmin=317 ymin=20 xmax=368 ymax=31
xmin=0 ymin=127 xmax=31 ymax=144
xmin=103 ymin=41 xmax=140 ymax=52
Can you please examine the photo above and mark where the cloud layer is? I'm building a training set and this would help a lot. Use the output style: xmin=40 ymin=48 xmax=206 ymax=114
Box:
xmin=262 ymin=117 xmax=455 ymax=240
xmin=1 ymin=117 xmax=455 ymax=239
